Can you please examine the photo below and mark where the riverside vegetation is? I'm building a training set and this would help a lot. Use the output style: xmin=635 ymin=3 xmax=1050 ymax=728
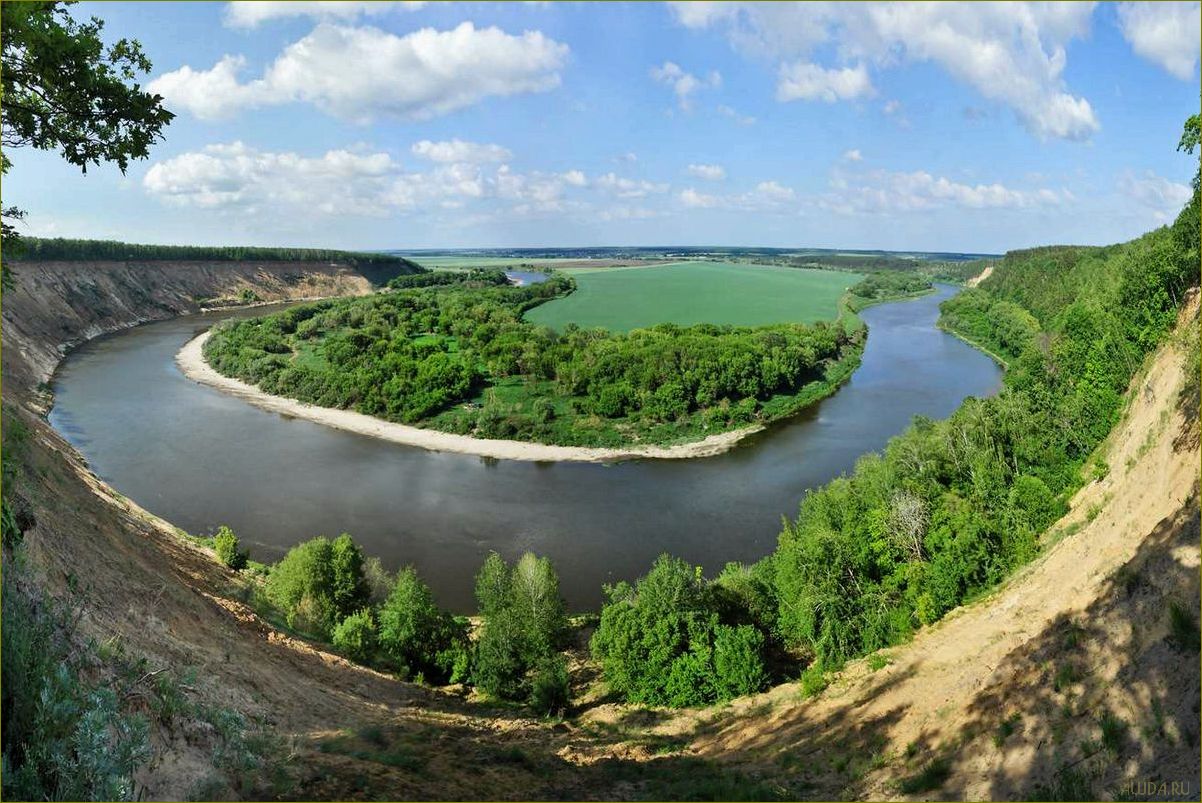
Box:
xmin=203 ymin=266 xmax=863 ymax=448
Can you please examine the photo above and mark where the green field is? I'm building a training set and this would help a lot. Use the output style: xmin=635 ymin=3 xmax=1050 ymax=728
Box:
xmin=524 ymin=261 xmax=861 ymax=332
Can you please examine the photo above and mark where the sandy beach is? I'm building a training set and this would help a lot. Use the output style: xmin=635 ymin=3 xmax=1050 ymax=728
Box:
xmin=176 ymin=331 xmax=762 ymax=463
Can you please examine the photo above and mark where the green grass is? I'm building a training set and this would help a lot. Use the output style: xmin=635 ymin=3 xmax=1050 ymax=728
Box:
xmin=524 ymin=261 xmax=861 ymax=332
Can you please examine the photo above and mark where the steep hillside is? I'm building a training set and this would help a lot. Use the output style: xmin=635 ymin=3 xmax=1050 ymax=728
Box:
xmin=1 ymin=257 xmax=416 ymax=397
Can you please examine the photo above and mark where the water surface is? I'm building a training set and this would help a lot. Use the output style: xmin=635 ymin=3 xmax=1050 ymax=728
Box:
xmin=49 ymin=285 xmax=1000 ymax=610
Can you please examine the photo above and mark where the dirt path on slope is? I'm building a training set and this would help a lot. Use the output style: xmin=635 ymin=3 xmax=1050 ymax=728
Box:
xmin=967 ymin=264 xmax=994 ymax=287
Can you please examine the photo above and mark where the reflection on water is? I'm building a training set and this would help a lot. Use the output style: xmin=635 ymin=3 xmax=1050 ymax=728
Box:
xmin=49 ymin=285 xmax=1000 ymax=611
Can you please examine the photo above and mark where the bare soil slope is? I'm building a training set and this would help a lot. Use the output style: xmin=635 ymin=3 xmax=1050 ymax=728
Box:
xmin=1 ymin=259 xmax=387 ymax=396
xmin=2 ymin=267 xmax=1196 ymax=800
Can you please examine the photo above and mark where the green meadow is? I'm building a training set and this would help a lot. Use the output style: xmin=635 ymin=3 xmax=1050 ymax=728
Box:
xmin=524 ymin=261 xmax=861 ymax=332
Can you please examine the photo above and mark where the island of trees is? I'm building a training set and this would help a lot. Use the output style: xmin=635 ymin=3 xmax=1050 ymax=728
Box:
xmin=203 ymin=268 xmax=865 ymax=447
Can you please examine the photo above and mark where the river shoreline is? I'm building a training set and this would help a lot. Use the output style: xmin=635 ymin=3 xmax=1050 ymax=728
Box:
xmin=176 ymin=331 xmax=764 ymax=463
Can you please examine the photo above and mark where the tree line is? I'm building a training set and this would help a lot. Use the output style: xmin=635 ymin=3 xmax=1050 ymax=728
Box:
xmin=9 ymin=236 xmax=414 ymax=267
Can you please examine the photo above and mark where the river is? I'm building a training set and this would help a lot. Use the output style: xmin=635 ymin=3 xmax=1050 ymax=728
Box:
xmin=48 ymin=284 xmax=1000 ymax=611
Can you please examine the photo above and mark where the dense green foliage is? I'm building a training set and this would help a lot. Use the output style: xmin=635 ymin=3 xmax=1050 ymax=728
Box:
xmin=205 ymin=271 xmax=858 ymax=448
xmin=264 ymin=534 xmax=371 ymax=638
xmin=243 ymin=529 xmax=469 ymax=682
xmin=1 ymin=1 xmax=173 ymax=256
xmin=386 ymin=267 xmax=510 ymax=289
xmin=591 ymin=555 xmax=770 ymax=707
xmin=331 ymin=609 xmax=378 ymax=664
xmin=473 ymin=552 xmax=568 ymax=706
xmin=525 ymin=261 xmax=858 ymax=331
xmin=848 ymin=273 xmax=933 ymax=309
xmin=213 ymin=525 xmax=247 ymax=570
xmin=377 ymin=567 xmax=468 ymax=683
xmin=937 ymin=289 xmax=1040 ymax=364
xmin=12 ymin=236 xmax=414 ymax=267
xmin=2 ymin=554 xmax=150 ymax=800
xmin=769 ymin=192 xmax=1197 ymax=670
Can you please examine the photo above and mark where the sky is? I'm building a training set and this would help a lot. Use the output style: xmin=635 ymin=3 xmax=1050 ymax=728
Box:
xmin=7 ymin=0 xmax=1201 ymax=253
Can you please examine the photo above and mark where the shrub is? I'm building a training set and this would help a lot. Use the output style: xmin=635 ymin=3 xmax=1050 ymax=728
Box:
xmin=2 ymin=554 xmax=150 ymax=800
xmin=377 ymin=566 xmax=467 ymax=682
xmin=591 ymin=555 xmax=769 ymax=708
xmin=472 ymin=552 xmax=567 ymax=704
xmin=330 ymin=533 xmax=370 ymax=618
xmin=265 ymin=533 xmax=369 ymax=638
xmin=362 ymin=557 xmax=394 ymax=606
xmin=332 ymin=609 xmax=378 ymax=664
xmin=529 ymin=655 xmax=570 ymax=717
xmin=531 ymin=397 xmax=556 ymax=424
xmin=798 ymin=662 xmax=829 ymax=698
xmin=213 ymin=525 xmax=247 ymax=570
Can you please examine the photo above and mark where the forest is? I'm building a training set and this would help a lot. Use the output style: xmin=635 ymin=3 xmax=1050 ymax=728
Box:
xmin=9 ymin=236 xmax=414 ymax=267
xmin=203 ymin=270 xmax=861 ymax=447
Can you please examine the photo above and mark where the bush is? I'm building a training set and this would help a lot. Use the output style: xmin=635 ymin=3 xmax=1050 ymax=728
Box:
xmin=590 ymin=555 xmax=769 ymax=708
xmin=213 ymin=525 xmax=247 ymax=570
xmin=529 ymin=655 xmax=570 ymax=717
xmin=332 ymin=609 xmax=378 ymax=663
xmin=472 ymin=552 xmax=567 ymax=705
xmin=265 ymin=533 xmax=369 ymax=638
xmin=377 ymin=566 xmax=467 ymax=682
xmin=798 ymin=662 xmax=829 ymax=698
xmin=2 ymin=554 xmax=150 ymax=800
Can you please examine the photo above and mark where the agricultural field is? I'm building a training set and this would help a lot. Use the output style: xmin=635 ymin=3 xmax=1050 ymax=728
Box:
xmin=524 ymin=261 xmax=862 ymax=332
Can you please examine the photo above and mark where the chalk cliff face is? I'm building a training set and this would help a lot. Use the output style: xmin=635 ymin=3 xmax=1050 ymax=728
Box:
xmin=1 ymin=259 xmax=399 ymax=399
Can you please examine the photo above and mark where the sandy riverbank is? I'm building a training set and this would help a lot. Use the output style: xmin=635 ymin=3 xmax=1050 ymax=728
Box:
xmin=176 ymin=331 xmax=762 ymax=463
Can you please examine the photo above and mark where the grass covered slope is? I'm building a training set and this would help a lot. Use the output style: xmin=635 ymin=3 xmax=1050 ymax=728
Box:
xmin=524 ymin=261 xmax=861 ymax=332
xmin=202 ymin=270 xmax=864 ymax=449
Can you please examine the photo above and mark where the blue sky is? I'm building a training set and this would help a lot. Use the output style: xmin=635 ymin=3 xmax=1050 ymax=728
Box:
xmin=7 ymin=1 xmax=1200 ymax=252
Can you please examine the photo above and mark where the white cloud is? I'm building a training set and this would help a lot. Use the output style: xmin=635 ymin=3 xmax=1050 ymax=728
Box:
xmin=882 ymin=99 xmax=902 ymax=115
xmin=412 ymin=139 xmax=512 ymax=163
xmin=142 ymin=142 xmax=595 ymax=219
xmin=1120 ymin=170 xmax=1193 ymax=221
xmin=777 ymin=62 xmax=873 ymax=103
xmin=596 ymin=172 xmax=669 ymax=198
xmin=223 ymin=1 xmax=426 ymax=29
xmin=143 ymin=142 xmax=400 ymax=215
xmin=842 ymin=149 xmax=863 ymax=162
xmin=649 ymin=61 xmax=722 ymax=110
xmin=687 ymin=163 xmax=726 ymax=181
xmin=680 ymin=180 xmax=796 ymax=210
xmin=598 ymin=205 xmax=661 ymax=221
xmin=754 ymin=180 xmax=796 ymax=203
xmin=150 ymin=22 xmax=569 ymax=122
xmin=717 ymin=104 xmax=757 ymax=125
xmin=146 ymin=55 xmax=258 ymax=121
xmin=679 ymin=187 xmax=721 ymax=208
xmin=668 ymin=2 xmax=1101 ymax=141
xmin=821 ymin=168 xmax=1073 ymax=214
xmin=1116 ymin=2 xmax=1201 ymax=80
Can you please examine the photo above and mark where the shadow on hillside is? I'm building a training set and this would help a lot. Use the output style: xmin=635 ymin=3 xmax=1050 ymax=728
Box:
xmin=928 ymin=490 xmax=1202 ymax=802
